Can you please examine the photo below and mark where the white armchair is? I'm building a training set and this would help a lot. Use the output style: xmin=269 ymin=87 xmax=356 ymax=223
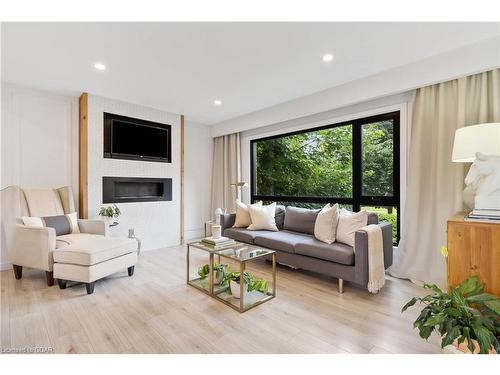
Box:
xmin=1 ymin=185 xmax=136 ymax=292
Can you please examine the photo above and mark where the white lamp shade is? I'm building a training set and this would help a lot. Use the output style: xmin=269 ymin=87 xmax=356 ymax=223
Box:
xmin=452 ymin=123 xmax=500 ymax=162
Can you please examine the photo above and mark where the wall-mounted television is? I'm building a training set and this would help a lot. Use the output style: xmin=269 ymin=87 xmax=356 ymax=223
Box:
xmin=103 ymin=112 xmax=172 ymax=163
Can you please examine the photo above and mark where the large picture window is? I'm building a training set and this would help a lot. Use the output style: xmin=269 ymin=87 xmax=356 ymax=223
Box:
xmin=251 ymin=111 xmax=400 ymax=243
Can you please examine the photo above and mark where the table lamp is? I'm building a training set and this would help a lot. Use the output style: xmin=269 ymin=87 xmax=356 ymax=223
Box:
xmin=452 ymin=122 xmax=500 ymax=210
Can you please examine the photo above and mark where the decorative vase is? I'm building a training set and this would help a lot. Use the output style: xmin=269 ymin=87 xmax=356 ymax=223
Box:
xmin=101 ymin=216 xmax=113 ymax=225
xmin=214 ymin=269 xmax=224 ymax=285
xmin=230 ymin=280 xmax=248 ymax=299
xmin=212 ymin=224 xmax=222 ymax=239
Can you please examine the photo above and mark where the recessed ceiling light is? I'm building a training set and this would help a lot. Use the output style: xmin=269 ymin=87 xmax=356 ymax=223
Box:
xmin=94 ymin=62 xmax=106 ymax=71
xmin=322 ymin=53 xmax=334 ymax=62
xmin=214 ymin=99 xmax=222 ymax=106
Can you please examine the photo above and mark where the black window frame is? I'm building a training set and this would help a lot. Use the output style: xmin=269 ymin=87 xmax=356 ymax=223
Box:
xmin=250 ymin=111 xmax=400 ymax=244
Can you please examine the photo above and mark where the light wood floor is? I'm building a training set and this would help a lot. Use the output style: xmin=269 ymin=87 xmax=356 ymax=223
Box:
xmin=0 ymin=244 xmax=442 ymax=354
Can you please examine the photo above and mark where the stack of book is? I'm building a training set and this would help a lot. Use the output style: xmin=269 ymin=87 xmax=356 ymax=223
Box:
xmin=465 ymin=208 xmax=500 ymax=223
xmin=201 ymin=236 xmax=236 ymax=249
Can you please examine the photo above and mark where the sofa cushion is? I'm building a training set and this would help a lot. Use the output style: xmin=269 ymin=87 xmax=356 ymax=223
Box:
xmin=223 ymin=228 xmax=270 ymax=244
xmin=283 ymin=206 xmax=320 ymax=235
xmin=295 ymin=238 xmax=355 ymax=265
xmin=275 ymin=205 xmax=286 ymax=230
xmin=254 ymin=230 xmax=313 ymax=253
xmin=53 ymin=235 xmax=138 ymax=266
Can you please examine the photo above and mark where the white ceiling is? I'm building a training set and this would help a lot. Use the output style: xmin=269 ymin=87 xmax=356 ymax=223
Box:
xmin=2 ymin=22 xmax=499 ymax=124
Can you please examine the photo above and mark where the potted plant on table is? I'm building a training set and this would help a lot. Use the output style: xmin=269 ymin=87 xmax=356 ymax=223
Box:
xmin=222 ymin=270 xmax=268 ymax=299
xmin=198 ymin=263 xmax=227 ymax=285
xmin=99 ymin=204 xmax=121 ymax=226
xmin=402 ymin=275 xmax=500 ymax=354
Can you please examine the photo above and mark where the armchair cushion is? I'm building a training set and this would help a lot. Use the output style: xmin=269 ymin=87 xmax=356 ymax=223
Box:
xmin=53 ymin=235 xmax=138 ymax=266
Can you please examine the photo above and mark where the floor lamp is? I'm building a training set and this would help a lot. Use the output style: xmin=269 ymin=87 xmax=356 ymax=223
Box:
xmin=230 ymin=181 xmax=248 ymax=203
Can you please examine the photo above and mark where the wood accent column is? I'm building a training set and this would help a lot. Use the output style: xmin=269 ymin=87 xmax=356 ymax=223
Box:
xmin=78 ymin=93 xmax=89 ymax=219
xmin=180 ymin=114 xmax=185 ymax=244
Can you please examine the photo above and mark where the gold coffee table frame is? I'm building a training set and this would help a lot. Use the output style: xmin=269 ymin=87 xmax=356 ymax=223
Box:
xmin=186 ymin=241 xmax=276 ymax=312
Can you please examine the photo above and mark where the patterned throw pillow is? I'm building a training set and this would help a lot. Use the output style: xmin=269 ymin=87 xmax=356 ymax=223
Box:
xmin=22 ymin=212 xmax=80 ymax=236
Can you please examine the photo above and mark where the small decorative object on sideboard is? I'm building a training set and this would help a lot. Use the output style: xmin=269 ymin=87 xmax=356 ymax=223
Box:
xmin=99 ymin=204 xmax=121 ymax=226
xmin=402 ymin=276 xmax=499 ymax=354
xmin=452 ymin=123 xmax=500 ymax=210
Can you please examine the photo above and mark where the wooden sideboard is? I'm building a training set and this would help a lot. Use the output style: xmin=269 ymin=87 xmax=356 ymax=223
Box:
xmin=447 ymin=212 xmax=500 ymax=296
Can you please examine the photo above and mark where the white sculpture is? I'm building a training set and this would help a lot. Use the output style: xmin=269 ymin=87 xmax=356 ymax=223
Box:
xmin=463 ymin=152 xmax=500 ymax=209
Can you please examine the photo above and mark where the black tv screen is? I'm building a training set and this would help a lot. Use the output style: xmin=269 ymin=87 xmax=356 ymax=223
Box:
xmin=104 ymin=113 xmax=171 ymax=163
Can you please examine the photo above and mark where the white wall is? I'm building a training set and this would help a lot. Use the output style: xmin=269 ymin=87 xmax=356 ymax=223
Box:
xmin=184 ymin=121 xmax=213 ymax=240
xmin=1 ymin=83 xmax=78 ymax=269
xmin=212 ymin=36 xmax=500 ymax=137
xmin=1 ymin=84 xmax=214 ymax=269
xmin=86 ymin=94 xmax=181 ymax=251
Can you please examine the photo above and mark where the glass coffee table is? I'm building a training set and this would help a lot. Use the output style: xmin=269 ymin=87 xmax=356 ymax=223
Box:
xmin=186 ymin=241 xmax=276 ymax=312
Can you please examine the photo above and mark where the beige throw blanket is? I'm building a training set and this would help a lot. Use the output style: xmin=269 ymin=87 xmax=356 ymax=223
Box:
xmin=361 ymin=224 xmax=385 ymax=294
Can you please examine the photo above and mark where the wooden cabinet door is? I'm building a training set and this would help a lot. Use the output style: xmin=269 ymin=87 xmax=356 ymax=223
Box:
xmin=447 ymin=219 xmax=500 ymax=296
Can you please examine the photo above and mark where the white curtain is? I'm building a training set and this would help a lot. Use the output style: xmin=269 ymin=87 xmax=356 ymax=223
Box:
xmin=211 ymin=133 xmax=241 ymax=216
xmin=390 ymin=69 xmax=500 ymax=288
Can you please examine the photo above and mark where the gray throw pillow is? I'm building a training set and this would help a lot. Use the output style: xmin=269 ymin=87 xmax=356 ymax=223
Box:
xmin=274 ymin=205 xmax=286 ymax=230
xmin=283 ymin=206 xmax=320 ymax=235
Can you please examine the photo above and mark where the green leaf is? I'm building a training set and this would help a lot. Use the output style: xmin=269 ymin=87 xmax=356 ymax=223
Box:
xmin=424 ymin=283 xmax=443 ymax=294
xmin=450 ymin=288 xmax=467 ymax=310
xmin=458 ymin=276 xmax=479 ymax=295
xmin=402 ymin=297 xmax=418 ymax=312
xmin=472 ymin=323 xmax=493 ymax=354
xmin=418 ymin=325 xmax=433 ymax=340
xmin=441 ymin=325 xmax=461 ymax=348
xmin=484 ymin=300 xmax=500 ymax=315
xmin=466 ymin=293 xmax=497 ymax=304
xmin=423 ymin=314 xmax=445 ymax=327
xmin=442 ymin=308 xmax=461 ymax=318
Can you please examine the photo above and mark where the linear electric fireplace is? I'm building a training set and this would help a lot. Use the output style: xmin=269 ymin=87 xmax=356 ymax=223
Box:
xmin=102 ymin=177 xmax=172 ymax=203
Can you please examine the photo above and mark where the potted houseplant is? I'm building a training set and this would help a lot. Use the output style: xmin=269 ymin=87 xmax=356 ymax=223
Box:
xmin=222 ymin=270 xmax=268 ymax=299
xmin=402 ymin=275 xmax=500 ymax=354
xmin=198 ymin=263 xmax=227 ymax=285
xmin=99 ymin=204 xmax=121 ymax=225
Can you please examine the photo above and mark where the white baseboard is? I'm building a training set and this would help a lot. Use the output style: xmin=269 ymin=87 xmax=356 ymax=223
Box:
xmin=1 ymin=261 xmax=12 ymax=271
xmin=184 ymin=227 xmax=205 ymax=241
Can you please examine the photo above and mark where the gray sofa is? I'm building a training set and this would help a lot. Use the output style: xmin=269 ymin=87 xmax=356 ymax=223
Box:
xmin=220 ymin=205 xmax=393 ymax=293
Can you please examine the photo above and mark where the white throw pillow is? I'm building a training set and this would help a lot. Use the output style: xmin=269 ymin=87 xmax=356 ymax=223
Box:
xmin=314 ymin=203 xmax=339 ymax=244
xmin=247 ymin=202 xmax=278 ymax=231
xmin=22 ymin=216 xmax=44 ymax=228
xmin=233 ymin=200 xmax=262 ymax=228
xmin=336 ymin=208 xmax=369 ymax=247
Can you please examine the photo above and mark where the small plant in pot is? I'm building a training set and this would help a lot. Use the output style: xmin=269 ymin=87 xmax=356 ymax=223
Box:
xmin=222 ymin=271 xmax=268 ymax=299
xmin=99 ymin=204 xmax=121 ymax=225
xmin=402 ymin=275 xmax=500 ymax=354
xmin=197 ymin=263 xmax=227 ymax=285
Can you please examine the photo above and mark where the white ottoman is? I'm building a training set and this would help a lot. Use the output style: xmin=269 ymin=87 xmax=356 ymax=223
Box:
xmin=53 ymin=235 xmax=138 ymax=294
